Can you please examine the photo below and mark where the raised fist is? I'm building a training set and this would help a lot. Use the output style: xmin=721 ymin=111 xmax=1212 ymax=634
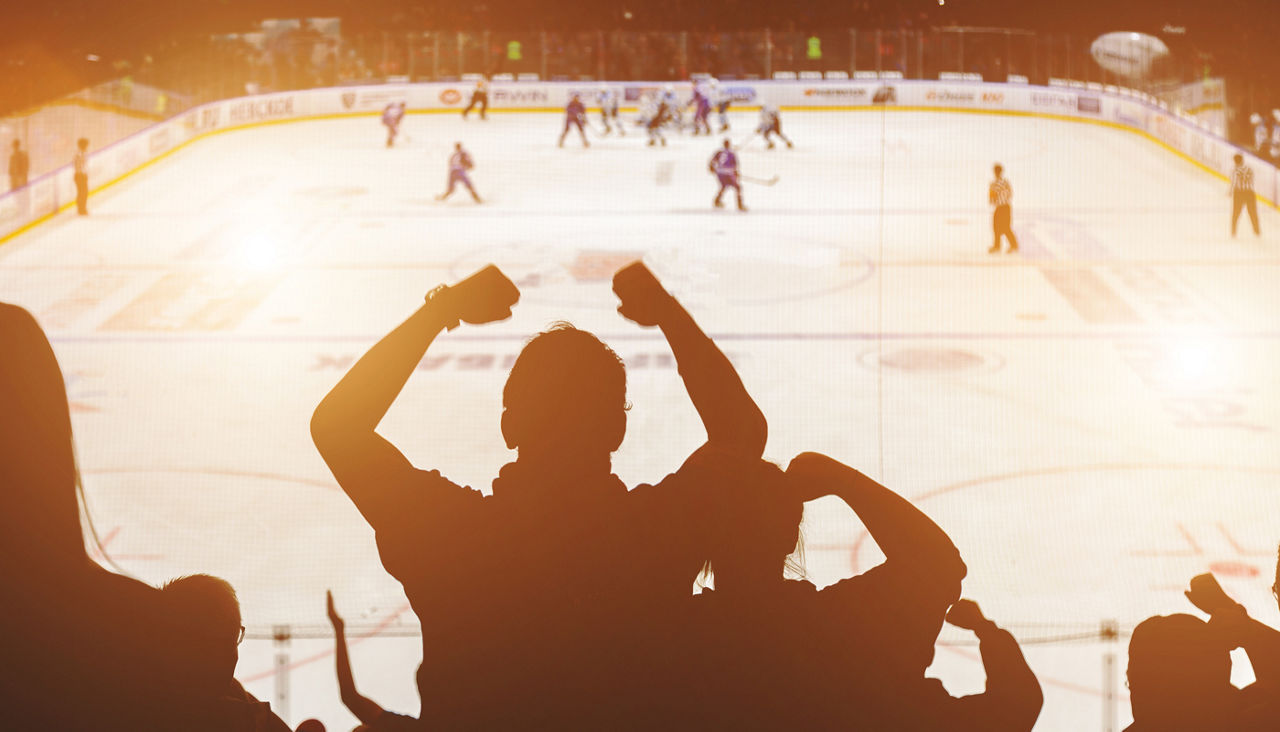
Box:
xmin=612 ymin=261 xmax=675 ymax=327
xmin=443 ymin=264 xmax=520 ymax=326
xmin=1185 ymin=573 xmax=1245 ymax=618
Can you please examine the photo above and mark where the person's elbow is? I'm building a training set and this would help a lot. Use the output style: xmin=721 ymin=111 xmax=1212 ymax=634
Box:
xmin=310 ymin=401 xmax=345 ymax=456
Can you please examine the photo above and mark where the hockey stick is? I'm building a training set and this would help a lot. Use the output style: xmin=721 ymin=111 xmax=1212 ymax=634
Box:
xmin=736 ymin=131 xmax=760 ymax=148
xmin=740 ymin=174 xmax=779 ymax=186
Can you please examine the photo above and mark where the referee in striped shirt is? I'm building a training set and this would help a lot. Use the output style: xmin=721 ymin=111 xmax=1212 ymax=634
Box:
xmin=988 ymin=163 xmax=1018 ymax=253
xmin=1230 ymin=153 xmax=1260 ymax=237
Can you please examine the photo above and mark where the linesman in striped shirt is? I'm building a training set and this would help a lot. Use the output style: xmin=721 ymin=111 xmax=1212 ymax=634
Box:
xmin=73 ymin=137 xmax=89 ymax=216
xmin=988 ymin=163 xmax=1018 ymax=254
xmin=1229 ymin=153 xmax=1260 ymax=238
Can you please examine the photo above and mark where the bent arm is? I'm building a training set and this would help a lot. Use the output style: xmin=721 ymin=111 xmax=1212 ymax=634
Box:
xmin=310 ymin=298 xmax=455 ymax=527
xmin=947 ymin=621 xmax=1042 ymax=732
xmin=657 ymin=295 xmax=767 ymax=457
xmin=333 ymin=624 xmax=385 ymax=724
xmin=1225 ymin=613 xmax=1280 ymax=688
xmin=789 ymin=452 xmax=965 ymax=582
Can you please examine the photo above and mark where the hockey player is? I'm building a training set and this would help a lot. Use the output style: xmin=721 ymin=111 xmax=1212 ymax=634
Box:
xmin=597 ymin=85 xmax=623 ymax=136
xmin=709 ymin=138 xmax=746 ymax=211
xmin=646 ymin=89 xmax=672 ymax=147
xmin=757 ymin=104 xmax=793 ymax=149
xmin=1252 ymin=113 xmax=1268 ymax=156
xmin=436 ymin=142 xmax=481 ymax=203
xmin=660 ymin=84 xmax=681 ymax=132
xmin=558 ymin=93 xmax=590 ymax=148
xmin=710 ymin=78 xmax=731 ymax=132
xmin=462 ymin=76 xmax=489 ymax=120
xmin=382 ymin=101 xmax=406 ymax=148
xmin=1271 ymin=110 xmax=1280 ymax=163
xmin=691 ymin=79 xmax=712 ymax=135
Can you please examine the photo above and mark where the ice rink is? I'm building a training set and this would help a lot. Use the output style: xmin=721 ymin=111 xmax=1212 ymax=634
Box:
xmin=2 ymin=106 xmax=1279 ymax=730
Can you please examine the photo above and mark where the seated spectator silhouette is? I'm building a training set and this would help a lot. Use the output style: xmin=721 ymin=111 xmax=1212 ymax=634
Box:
xmin=682 ymin=457 xmax=812 ymax=729
xmin=162 ymin=574 xmax=290 ymax=732
xmin=325 ymin=590 xmax=418 ymax=731
xmin=775 ymin=452 xmax=1039 ymax=730
xmin=0 ymin=301 xmax=184 ymax=731
xmin=1123 ymin=572 xmax=1280 ymax=731
xmin=781 ymin=451 xmax=968 ymax=726
xmin=311 ymin=262 xmax=766 ymax=728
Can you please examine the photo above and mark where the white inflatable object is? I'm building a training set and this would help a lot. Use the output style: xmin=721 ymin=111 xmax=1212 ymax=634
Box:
xmin=1090 ymin=32 xmax=1170 ymax=79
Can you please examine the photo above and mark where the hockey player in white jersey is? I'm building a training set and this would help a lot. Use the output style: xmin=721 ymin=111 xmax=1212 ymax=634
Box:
xmin=757 ymin=104 xmax=793 ymax=149
xmin=1252 ymin=113 xmax=1268 ymax=156
xmin=709 ymin=78 xmax=730 ymax=132
xmin=598 ymin=85 xmax=623 ymax=136
xmin=646 ymin=88 xmax=674 ymax=147
xmin=1271 ymin=110 xmax=1280 ymax=163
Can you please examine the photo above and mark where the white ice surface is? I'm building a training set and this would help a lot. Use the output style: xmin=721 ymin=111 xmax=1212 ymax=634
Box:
xmin=2 ymin=108 xmax=1279 ymax=731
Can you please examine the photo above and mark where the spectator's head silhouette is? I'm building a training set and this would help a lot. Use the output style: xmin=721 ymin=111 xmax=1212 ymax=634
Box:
xmin=163 ymin=574 xmax=244 ymax=697
xmin=703 ymin=459 xmax=803 ymax=593
xmin=1127 ymin=613 xmax=1233 ymax=727
xmin=502 ymin=323 xmax=627 ymax=466
xmin=0 ymin=303 xmax=84 ymax=577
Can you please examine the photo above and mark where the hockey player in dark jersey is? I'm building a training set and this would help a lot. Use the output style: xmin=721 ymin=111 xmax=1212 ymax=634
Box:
xmin=558 ymin=93 xmax=590 ymax=148
xmin=691 ymin=80 xmax=712 ymax=135
xmin=436 ymin=142 xmax=482 ymax=203
xmin=647 ymin=88 xmax=672 ymax=147
xmin=462 ymin=76 xmax=489 ymax=120
xmin=757 ymin=104 xmax=793 ymax=149
xmin=709 ymin=138 xmax=746 ymax=211
xmin=382 ymin=101 xmax=406 ymax=148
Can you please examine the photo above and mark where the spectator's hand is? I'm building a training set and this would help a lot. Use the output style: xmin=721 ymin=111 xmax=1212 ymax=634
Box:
xmin=945 ymin=599 xmax=991 ymax=631
xmin=1185 ymin=573 xmax=1246 ymax=618
xmin=444 ymin=265 xmax=519 ymax=326
xmin=613 ymin=261 xmax=675 ymax=327
xmin=326 ymin=590 xmax=345 ymax=633
xmin=784 ymin=452 xmax=844 ymax=502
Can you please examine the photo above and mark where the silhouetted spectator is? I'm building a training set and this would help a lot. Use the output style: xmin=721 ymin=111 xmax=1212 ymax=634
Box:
xmin=311 ymin=262 xmax=765 ymax=728
xmin=785 ymin=451 xmax=976 ymax=729
xmin=683 ymin=457 xmax=812 ymax=729
xmin=8 ymin=138 xmax=28 ymax=190
xmin=0 ymin=301 xmax=183 ymax=731
xmin=1126 ymin=575 xmax=1280 ymax=732
xmin=325 ymin=590 xmax=418 ymax=731
xmin=162 ymin=574 xmax=291 ymax=732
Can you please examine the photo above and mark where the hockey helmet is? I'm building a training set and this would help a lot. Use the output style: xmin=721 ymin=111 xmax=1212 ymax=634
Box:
xmin=1251 ymin=113 xmax=1263 ymax=124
